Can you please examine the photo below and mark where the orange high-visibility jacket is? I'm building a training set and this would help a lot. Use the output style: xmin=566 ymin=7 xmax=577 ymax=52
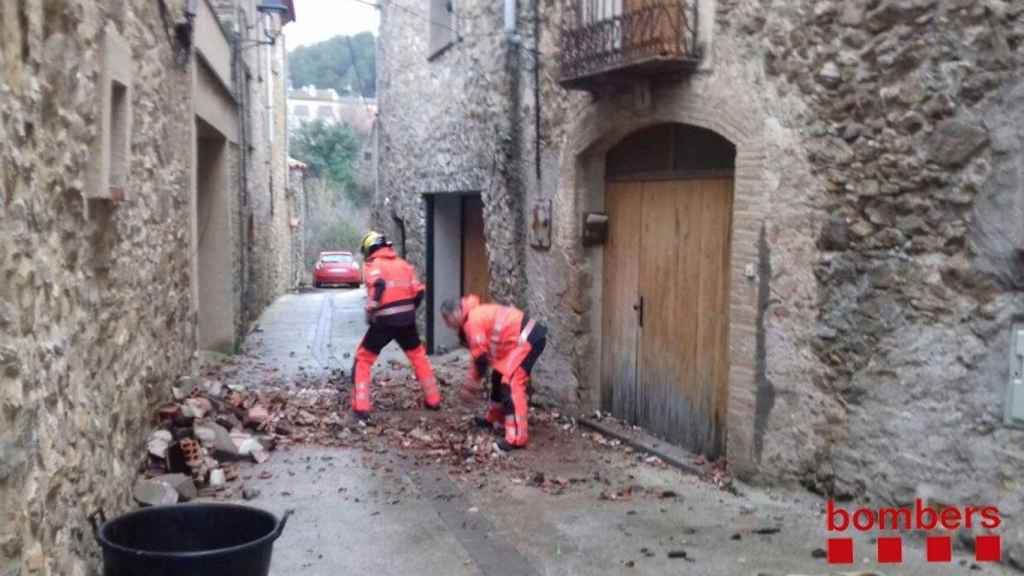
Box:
xmin=363 ymin=247 xmax=424 ymax=326
xmin=462 ymin=303 xmax=526 ymax=378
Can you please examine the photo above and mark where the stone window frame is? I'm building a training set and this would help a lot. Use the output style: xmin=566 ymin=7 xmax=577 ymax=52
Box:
xmin=565 ymin=92 xmax=765 ymax=478
xmin=86 ymin=25 xmax=134 ymax=210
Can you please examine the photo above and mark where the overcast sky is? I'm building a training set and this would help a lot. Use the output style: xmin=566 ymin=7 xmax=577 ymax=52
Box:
xmin=284 ymin=0 xmax=380 ymax=49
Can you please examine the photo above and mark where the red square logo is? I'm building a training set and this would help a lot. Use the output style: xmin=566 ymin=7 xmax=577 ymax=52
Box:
xmin=877 ymin=536 xmax=902 ymax=563
xmin=927 ymin=536 xmax=952 ymax=562
xmin=828 ymin=538 xmax=854 ymax=564
xmin=976 ymin=535 xmax=1001 ymax=562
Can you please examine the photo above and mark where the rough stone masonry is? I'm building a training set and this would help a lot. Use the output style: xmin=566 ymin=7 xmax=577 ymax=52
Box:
xmin=737 ymin=0 xmax=1024 ymax=548
xmin=0 ymin=0 xmax=298 ymax=574
xmin=1 ymin=2 xmax=195 ymax=574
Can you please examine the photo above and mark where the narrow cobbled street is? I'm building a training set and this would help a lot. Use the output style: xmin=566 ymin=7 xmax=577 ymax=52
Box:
xmin=181 ymin=288 xmax=1010 ymax=576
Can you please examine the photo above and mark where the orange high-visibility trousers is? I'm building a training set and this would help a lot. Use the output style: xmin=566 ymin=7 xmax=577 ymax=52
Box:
xmin=502 ymin=367 xmax=531 ymax=447
xmin=351 ymin=324 xmax=440 ymax=413
xmin=352 ymin=345 xmax=378 ymax=412
xmin=404 ymin=344 xmax=441 ymax=406
xmin=495 ymin=322 xmax=547 ymax=447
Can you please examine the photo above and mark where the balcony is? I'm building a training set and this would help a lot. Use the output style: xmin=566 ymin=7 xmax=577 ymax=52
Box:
xmin=559 ymin=0 xmax=700 ymax=91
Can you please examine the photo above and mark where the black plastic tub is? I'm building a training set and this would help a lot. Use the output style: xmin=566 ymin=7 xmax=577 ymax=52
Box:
xmin=90 ymin=503 xmax=292 ymax=576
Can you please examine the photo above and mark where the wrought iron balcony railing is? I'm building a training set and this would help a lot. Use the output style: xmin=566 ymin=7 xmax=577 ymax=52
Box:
xmin=559 ymin=0 xmax=700 ymax=90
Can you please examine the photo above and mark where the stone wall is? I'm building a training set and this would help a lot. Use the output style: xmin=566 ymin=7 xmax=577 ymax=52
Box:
xmin=211 ymin=0 xmax=295 ymax=324
xmin=0 ymin=1 xmax=196 ymax=574
xmin=287 ymin=162 xmax=308 ymax=286
xmin=354 ymin=123 xmax=376 ymax=202
xmin=240 ymin=1 xmax=296 ymax=321
xmin=265 ymin=31 xmax=294 ymax=298
xmin=729 ymin=0 xmax=1024 ymax=558
xmin=0 ymin=0 xmax=298 ymax=572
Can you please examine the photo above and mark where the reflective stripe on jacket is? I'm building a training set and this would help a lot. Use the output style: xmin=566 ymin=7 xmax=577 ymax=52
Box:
xmin=364 ymin=247 xmax=424 ymax=326
xmin=463 ymin=304 xmax=526 ymax=371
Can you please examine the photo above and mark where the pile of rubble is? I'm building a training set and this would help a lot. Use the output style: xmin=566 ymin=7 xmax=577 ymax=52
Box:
xmin=135 ymin=374 xmax=348 ymax=505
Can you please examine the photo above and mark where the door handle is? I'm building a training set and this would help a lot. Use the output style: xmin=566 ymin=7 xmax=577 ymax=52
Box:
xmin=633 ymin=296 xmax=644 ymax=327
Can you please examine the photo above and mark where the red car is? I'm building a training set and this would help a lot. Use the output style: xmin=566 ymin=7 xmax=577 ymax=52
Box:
xmin=313 ymin=251 xmax=362 ymax=288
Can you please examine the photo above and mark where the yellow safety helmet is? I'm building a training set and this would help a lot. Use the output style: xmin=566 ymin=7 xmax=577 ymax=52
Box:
xmin=360 ymin=230 xmax=390 ymax=257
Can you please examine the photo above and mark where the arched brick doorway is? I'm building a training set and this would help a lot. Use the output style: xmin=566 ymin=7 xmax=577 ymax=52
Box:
xmin=601 ymin=123 xmax=736 ymax=459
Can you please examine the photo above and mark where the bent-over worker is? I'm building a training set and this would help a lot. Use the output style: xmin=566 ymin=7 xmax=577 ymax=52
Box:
xmin=441 ymin=295 xmax=547 ymax=451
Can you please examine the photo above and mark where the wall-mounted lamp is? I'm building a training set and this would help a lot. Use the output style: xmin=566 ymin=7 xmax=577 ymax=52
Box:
xmin=251 ymin=0 xmax=290 ymax=46
xmin=161 ymin=0 xmax=196 ymax=65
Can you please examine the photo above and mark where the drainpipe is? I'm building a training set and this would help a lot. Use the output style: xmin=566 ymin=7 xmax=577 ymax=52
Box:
xmin=532 ymin=0 xmax=541 ymax=184
xmin=232 ymin=30 xmax=250 ymax=325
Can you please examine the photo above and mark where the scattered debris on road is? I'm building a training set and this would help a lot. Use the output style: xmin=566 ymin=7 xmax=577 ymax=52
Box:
xmin=138 ymin=352 xmax=738 ymax=506
xmin=666 ymin=549 xmax=692 ymax=560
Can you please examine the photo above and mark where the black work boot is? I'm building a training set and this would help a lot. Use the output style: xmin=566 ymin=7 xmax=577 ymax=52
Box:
xmin=494 ymin=439 xmax=521 ymax=453
xmin=474 ymin=417 xmax=505 ymax=436
xmin=352 ymin=411 xmax=371 ymax=424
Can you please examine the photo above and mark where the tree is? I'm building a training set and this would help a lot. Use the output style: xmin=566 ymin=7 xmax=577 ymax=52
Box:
xmin=290 ymin=120 xmax=359 ymax=190
xmin=288 ymin=32 xmax=376 ymax=98
xmin=303 ymin=179 xmax=370 ymax=266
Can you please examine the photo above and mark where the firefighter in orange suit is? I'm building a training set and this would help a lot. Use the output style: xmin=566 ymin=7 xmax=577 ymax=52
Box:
xmin=351 ymin=231 xmax=441 ymax=421
xmin=441 ymin=295 xmax=547 ymax=451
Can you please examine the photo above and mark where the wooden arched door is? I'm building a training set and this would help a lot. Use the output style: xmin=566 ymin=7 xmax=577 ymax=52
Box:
xmin=601 ymin=124 xmax=735 ymax=459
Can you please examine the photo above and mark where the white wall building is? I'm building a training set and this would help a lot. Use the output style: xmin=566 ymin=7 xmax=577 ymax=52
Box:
xmin=287 ymin=85 xmax=377 ymax=136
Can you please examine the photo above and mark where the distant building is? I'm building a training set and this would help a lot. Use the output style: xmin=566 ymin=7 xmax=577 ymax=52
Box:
xmin=287 ymin=85 xmax=377 ymax=136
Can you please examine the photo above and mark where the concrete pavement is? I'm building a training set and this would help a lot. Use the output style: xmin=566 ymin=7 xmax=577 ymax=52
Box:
xmin=217 ymin=288 xmax=1015 ymax=576
xmin=245 ymin=447 xmax=480 ymax=575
